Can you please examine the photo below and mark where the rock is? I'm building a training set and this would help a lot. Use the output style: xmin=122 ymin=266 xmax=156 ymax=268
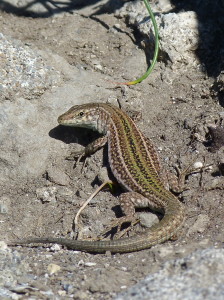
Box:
xmin=87 ymin=267 xmax=132 ymax=293
xmin=116 ymin=2 xmax=200 ymax=69
xmin=0 ymin=33 xmax=60 ymax=100
xmin=84 ymin=262 xmax=97 ymax=267
xmin=0 ymin=196 xmax=10 ymax=214
xmin=76 ymin=189 xmax=87 ymax=199
xmin=58 ymin=290 xmax=66 ymax=296
xmin=193 ymin=161 xmax=203 ymax=169
xmin=187 ymin=214 xmax=210 ymax=236
xmin=139 ymin=212 xmax=159 ymax=228
xmin=46 ymin=166 xmax=70 ymax=186
xmin=152 ymin=0 xmax=173 ymax=13
xmin=0 ymin=241 xmax=8 ymax=250
xmin=116 ymin=248 xmax=224 ymax=300
xmin=0 ymin=32 xmax=111 ymax=187
xmin=0 ymin=248 xmax=30 ymax=292
xmin=73 ymin=290 xmax=89 ymax=300
xmin=36 ymin=186 xmax=57 ymax=203
xmin=47 ymin=263 xmax=61 ymax=275
xmin=49 ymin=244 xmax=62 ymax=252
xmin=97 ymin=167 xmax=110 ymax=184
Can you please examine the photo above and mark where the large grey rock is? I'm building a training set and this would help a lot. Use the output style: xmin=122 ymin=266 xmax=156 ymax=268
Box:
xmin=0 ymin=33 xmax=112 ymax=186
xmin=115 ymin=248 xmax=224 ymax=300
xmin=0 ymin=33 xmax=61 ymax=100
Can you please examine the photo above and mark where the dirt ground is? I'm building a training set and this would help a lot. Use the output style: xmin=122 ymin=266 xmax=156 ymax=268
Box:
xmin=0 ymin=0 xmax=224 ymax=299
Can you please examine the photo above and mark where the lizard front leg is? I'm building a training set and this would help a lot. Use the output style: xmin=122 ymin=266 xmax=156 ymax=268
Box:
xmin=67 ymin=136 xmax=108 ymax=162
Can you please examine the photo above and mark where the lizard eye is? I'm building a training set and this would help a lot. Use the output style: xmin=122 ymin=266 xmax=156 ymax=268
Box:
xmin=78 ymin=111 xmax=84 ymax=117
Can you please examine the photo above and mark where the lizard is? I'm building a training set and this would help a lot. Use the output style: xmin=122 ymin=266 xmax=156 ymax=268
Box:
xmin=13 ymin=102 xmax=185 ymax=253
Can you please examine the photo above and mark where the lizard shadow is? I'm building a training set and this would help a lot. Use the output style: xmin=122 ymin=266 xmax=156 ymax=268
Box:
xmin=49 ymin=124 xmax=114 ymax=177
xmin=50 ymin=125 xmax=125 ymax=224
xmin=49 ymin=124 xmax=102 ymax=146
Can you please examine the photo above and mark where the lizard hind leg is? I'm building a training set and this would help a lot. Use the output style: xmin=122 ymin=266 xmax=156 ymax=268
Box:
xmin=99 ymin=191 xmax=153 ymax=239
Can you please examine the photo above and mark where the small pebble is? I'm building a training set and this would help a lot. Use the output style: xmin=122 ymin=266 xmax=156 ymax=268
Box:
xmin=50 ymin=244 xmax=61 ymax=251
xmin=73 ymin=291 xmax=89 ymax=300
xmin=97 ymin=167 xmax=110 ymax=183
xmin=0 ymin=203 xmax=8 ymax=214
xmin=84 ymin=262 xmax=97 ymax=267
xmin=193 ymin=161 xmax=203 ymax=169
xmin=0 ymin=196 xmax=10 ymax=214
xmin=94 ymin=64 xmax=103 ymax=71
xmin=36 ymin=186 xmax=57 ymax=203
xmin=0 ymin=241 xmax=8 ymax=250
xmin=47 ymin=263 xmax=61 ymax=275
xmin=139 ymin=212 xmax=159 ymax=228
xmin=187 ymin=214 xmax=210 ymax=236
xmin=76 ymin=190 xmax=87 ymax=198
xmin=47 ymin=166 xmax=70 ymax=186
xmin=58 ymin=290 xmax=66 ymax=296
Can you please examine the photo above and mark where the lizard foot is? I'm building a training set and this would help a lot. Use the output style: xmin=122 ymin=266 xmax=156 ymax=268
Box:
xmin=98 ymin=216 xmax=140 ymax=240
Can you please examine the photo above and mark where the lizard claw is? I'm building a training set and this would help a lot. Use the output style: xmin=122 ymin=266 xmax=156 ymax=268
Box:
xmin=66 ymin=150 xmax=88 ymax=170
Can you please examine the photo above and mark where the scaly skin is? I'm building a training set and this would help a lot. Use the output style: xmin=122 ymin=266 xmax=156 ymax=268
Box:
xmin=13 ymin=103 xmax=185 ymax=253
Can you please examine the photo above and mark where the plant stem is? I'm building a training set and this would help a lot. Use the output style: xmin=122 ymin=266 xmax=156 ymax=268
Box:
xmin=122 ymin=0 xmax=159 ymax=85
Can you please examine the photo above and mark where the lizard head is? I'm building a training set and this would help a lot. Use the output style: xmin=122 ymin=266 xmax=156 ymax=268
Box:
xmin=57 ymin=103 xmax=107 ymax=133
